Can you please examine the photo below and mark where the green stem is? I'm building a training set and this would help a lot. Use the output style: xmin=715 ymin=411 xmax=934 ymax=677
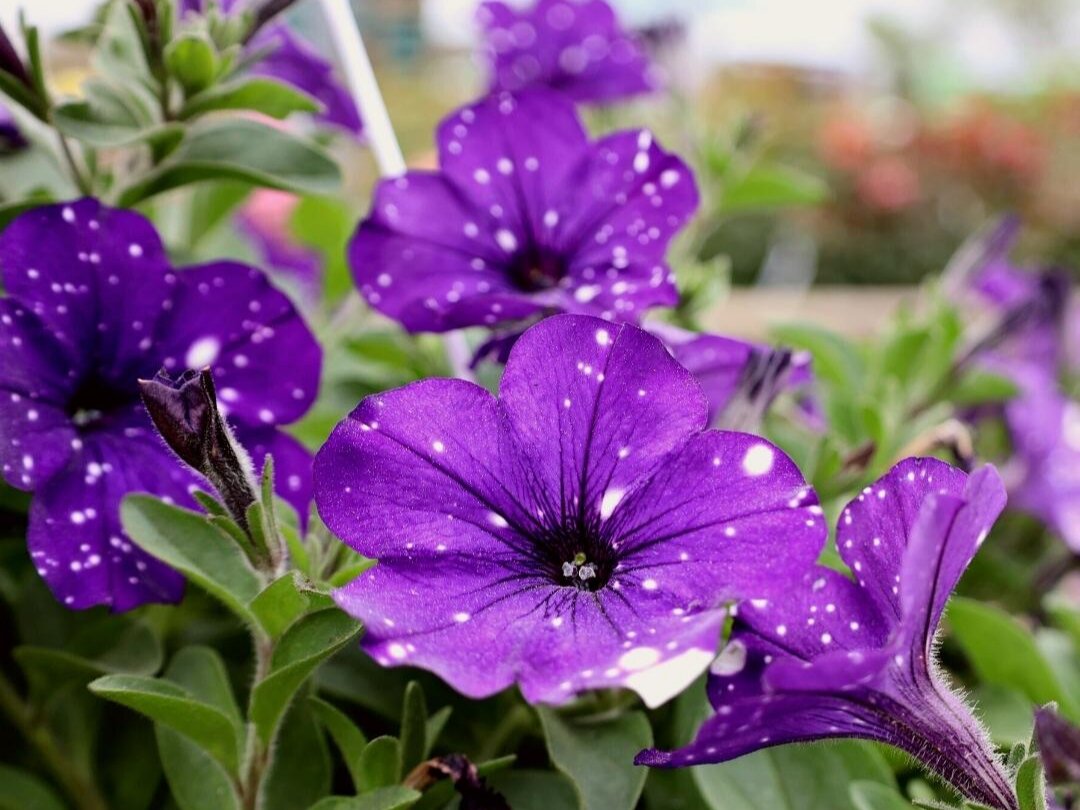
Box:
xmin=240 ymin=633 xmax=275 ymax=810
xmin=0 ymin=670 xmax=108 ymax=810
xmin=56 ymin=132 xmax=93 ymax=196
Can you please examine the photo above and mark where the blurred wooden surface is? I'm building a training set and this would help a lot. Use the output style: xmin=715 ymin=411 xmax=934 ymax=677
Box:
xmin=698 ymin=286 xmax=917 ymax=339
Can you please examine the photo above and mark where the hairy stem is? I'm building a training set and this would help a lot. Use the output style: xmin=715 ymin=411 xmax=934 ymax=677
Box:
xmin=0 ymin=670 xmax=108 ymax=810
xmin=240 ymin=633 xmax=276 ymax=810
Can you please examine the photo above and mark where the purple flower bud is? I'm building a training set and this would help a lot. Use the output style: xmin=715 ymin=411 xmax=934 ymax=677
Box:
xmin=139 ymin=368 xmax=257 ymax=528
xmin=1036 ymin=707 xmax=1080 ymax=787
xmin=0 ymin=22 xmax=32 ymax=92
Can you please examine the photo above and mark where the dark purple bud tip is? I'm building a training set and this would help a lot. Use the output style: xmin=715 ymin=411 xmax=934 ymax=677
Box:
xmin=1036 ymin=707 xmax=1080 ymax=787
xmin=0 ymin=23 xmax=33 ymax=92
xmin=404 ymin=754 xmax=510 ymax=810
xmin=139 ymin=368 xmax=257 ymax=528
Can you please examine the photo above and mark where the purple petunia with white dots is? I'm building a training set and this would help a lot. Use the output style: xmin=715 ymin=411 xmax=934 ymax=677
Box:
xmin=348 ymin=90 xmax=698 ymax=335
xmin=0 ymin=200 xmax=321 ymax=610
xmin=638 ymin=457 xmax=1018 ymax=810
xmin=314 ymin=314 xmax=823 ymax=706
xmin=477 ymin=0 xmax=658 ymax=104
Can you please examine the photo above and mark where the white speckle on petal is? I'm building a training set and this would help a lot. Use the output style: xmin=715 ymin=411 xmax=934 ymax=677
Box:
xmin=599 ymin=487 xmax=624 ymax=520
xmin=185 ymin=336 xmax=220 ymax=369
xmin=742 ymin=444 xmax=775 ymax=476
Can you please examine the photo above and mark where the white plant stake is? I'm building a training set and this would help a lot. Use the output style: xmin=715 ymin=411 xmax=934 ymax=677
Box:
xmin=317 ymin=0 xmax=475 ymax=378
xmin=317 ymin=0 xmax=405 ymax=178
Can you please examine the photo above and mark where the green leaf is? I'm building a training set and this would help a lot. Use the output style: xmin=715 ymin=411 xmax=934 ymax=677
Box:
xmin=14 ymin=615 xmax=162 ymax=703
xmin=358 ymin=736 xmax=402 ymax=792
xmin=771 ymin=322 xmax=864 ymax=391
xmin=181 ymin=77 xmax=319 ymax=120
xmin=249 ymin=608 xmax=362 ymax=744
xmin=261 ymin=703 xmax=332 ymax=810
xmin=1015 ymin=755 xmax=1047 ymax=810
xmin=948 ymin=371 xmax=1020 ymax=407
xmin=183 ymin=181 xmax=252 ymax=247
xmin=250 ymin=572 xmax=311 ymax=639
xmin=157 ymin=726 xmax=240 ymax=810
xmin=89 ymin=674 xmax=242 ymax=774
xmin=489 ymin=771 xmax=578 ymax=810
xmin=538 ymin=707 xmax=652 ymax=810
xmin=974 ymin=685 xmax=1040 ymax=747
xmin=721 ymin=163 xmax=828 ymax=213
xmin=694 ymin=741 xmax=894 ymax=810
xmin=948 ymin=598 xmax=1080 ymax=719
xmin=425 ymin=706 xmax=452 ymax=756
xmin=307 ymin=787 xmax=420 ymax=810
xmin=0 ymin=765 xmax=67 ymax=810
xmin=117 ymin=118 xmax=340 ymax=206
xmin=399 ymin=681 xmax=428 ymax=774
xmin=850 ymin=781 xmax=917 ymax=810
xmin=100 ymin=714 xmax=162 ymax=810
xmin=93 ymin=0 xmax=152 ymax=82
xmin=165 ymin=646 xmax=242 ymax=726
xmin=309 ymin=696 xmax=368 ymax=790
xmin=165 ymin=33 xmax=218 ymax=95
xmin=121 ymin=494 xmax=263 ymax=624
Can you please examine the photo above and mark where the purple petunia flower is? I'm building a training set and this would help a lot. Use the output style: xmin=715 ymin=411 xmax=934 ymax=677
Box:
xmin=314 ymin=314 xmax=824 ymax=706
xmin=349 ymin=90 xmax=697 ymax=335
xmin=951 ymin=218 xmax=1078 ymax=549
xmin=477 ymin=0 xmax=658 ymax=104
xmin=0 ymin=200 xmax=320 ymax=610
xmin=180 ymin=1 xmax=362 ymax=134
xmin=646 ymin=323 xmax=819 ymax=431
xmin=637 ymin=457 xmax=1018 ymax=810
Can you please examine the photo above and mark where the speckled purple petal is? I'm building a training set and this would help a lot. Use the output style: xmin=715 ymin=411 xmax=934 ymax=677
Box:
xmin=0 ymin=301 xmax=79 ymax=489
xmin=0 ymin=199 xmax=174 ymax=385
xmin=349 ymin=91 xmax=697 ymax=333
xmin=477 ymin=0 xmax=657 ymax=104
xmin=350 ymin=172 xmax=543 ymax=331
xmin=647 ymin=324 xmax=816 ymax=428
xmin=1 ymin=199 xmax=321 ymax=612
xmin=316 ymin=314 xmax=821 ymax=706
xmin=638 ymin=460 xmax=1016 ymax=810
xmin=835 ymin=457 xmax=968 ymax=626
xmin=607 ymin=430 xmax=825 ymax=607
xmin=498 ymin=316 xmax=707 ymax=505
xmin=249 ymin=24 xmax=362 ymax=135
xmin=993 ymin=361 xmax=1080 ymax=550
xmin=28 ymin=417 xmax=196 ymax=611
xmin=157 ymin=261 xmax=320 ymax=428
xmin=315 ymin=378 xmax=533 ymax=561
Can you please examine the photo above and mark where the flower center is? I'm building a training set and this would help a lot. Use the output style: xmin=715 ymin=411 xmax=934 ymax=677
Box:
xmin=67 ymin=374 xmax=138 ymax=428
xmin=534 ymin=518 xmax=618 ymax=592
xmin=508 ymin=246 xmax=565 ymax=292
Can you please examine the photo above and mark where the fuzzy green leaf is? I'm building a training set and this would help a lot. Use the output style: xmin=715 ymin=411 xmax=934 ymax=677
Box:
xmin=538 ymin=707 xmax=652 ymax=810
xmin=117 ymin=118 xmax=339 ymax=205
xmin=357 ymin=737 xmax=402 ymax=792
xmin=121 ymin=494 xmax=263 ymax=624
xmin=181 ymin=77 xmax=319 ymax=120
xmin=249 ymin=608 xmax=362 ymax=744
xmin=310 ymin=696 xmax=368 ymax=790
xmin=89 ymin=674 xmax=242 ymax=774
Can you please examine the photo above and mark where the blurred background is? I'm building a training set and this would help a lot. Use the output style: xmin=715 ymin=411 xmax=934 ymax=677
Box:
xmin=3 ymin=0 xmax=1079 ymax=299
